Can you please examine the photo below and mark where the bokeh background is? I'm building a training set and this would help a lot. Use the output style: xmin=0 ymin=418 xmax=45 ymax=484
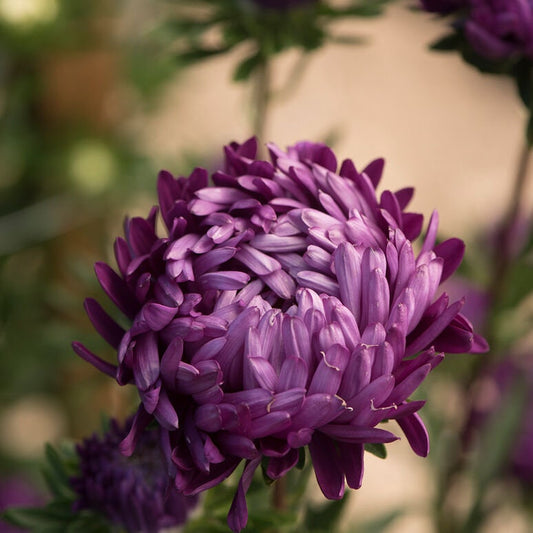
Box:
xmin=1 ymin=0 xmax=532 ymax=531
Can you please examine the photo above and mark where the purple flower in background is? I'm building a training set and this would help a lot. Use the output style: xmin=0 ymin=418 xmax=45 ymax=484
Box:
xmin=0 ymin=477 xmax=44 ymax=533
xmin=74 ymin=138 xmax=487 ymax=531
xmin=420 ymin=0 xmax=466 ymax=15
xmin=70 ymin=418 xmax=198 ymax=533
xmin=468 ymin=355 xmax=533 ymax=486
xmin=465 ymin=0 xmax=533 ymax=60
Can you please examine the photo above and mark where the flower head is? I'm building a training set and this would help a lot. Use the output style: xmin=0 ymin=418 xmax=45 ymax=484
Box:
xmin=74 ymin=138 xmax=487 ymax=531
xmin=465 ymin=0 xmax=533 ymax=60
xmin=70 ymin=418 xmax=198 ymax=533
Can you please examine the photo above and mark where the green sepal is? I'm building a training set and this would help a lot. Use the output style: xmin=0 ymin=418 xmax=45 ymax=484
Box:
xmin=303 ymin=493 xmax=350 ymax=532
xmin=364 ymin=442 xmax=387 ymax=459
xmin=233 ymin=53 xmax=264 ymax=82
xmin=430 ymin=32 xmax=461 ymax=52
xmin=296 ymin=447 xmax=306 ymax=470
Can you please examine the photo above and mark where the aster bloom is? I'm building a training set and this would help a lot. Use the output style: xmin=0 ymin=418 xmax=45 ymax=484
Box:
xmin=468 ymin=355 xmax=533 ymax=486
xmin=420 ymin=0 xmax=466 ymax=15
xmin=74 ymin=138 xmax=487 ymax=531
xmin=465 ymin=0 xmax=533 ymax=60
xmin=0 ymin=477 xmax=44 ymax=533
xmin=70 ymin=418 xmax=198 ymax=533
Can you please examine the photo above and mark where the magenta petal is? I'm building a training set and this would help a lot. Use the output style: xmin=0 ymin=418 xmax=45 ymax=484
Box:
xmin=94 ymin=262 xmax=138 ymax=319
xmin=278 ymin=356 xmax=309 ymax=391
xmin=320 ymin=424 xmax=399 ymax=444
xmin=227 ymin=457 xmax=261 ymax=533
xmin=133 ymin=331 xmax=160 ymax=390
xmin=199 ymin=271 xmax=250 ymax=290
xmin=266 ymin=448 xmax=299 ymax=479
xmin=71 ymin=341 xmax=117 ymax=379
xmin=119 ymin=404 xmax=152 ymax=456
xmin=434 ymin=238 xmax=465 ymax=282
xmin=142 ymin=302 xmax=177 ymax=331
xmin=247 ymin=357 xmax=278 ymax=391
xmin=84 ymin=298 xmax=125 ymax=349
xmin=339 ymin=442 xmax=364 ymax=489
xmin=309 ymin=433 xmax=345 ymax=500
xmin=217 ymin=432 xmax=258 ymax=460
xmin=396 ymin=412 xmax=429 ymax=457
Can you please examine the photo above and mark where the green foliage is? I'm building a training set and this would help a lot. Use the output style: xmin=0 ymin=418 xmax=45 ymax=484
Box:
xmin=2 ymin=443 xmax=112 ymax=533
xmin=364 ymin=442 xmax=387 ymax=460
xmin=303 ymin=494 xmax=349 ymax=532
xmin=163 ymin=0 xmax=393 ymax=81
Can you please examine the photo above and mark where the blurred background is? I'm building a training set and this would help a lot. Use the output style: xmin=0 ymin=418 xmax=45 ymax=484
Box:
xmin=0 ymin=0 xmax=532 ymax=531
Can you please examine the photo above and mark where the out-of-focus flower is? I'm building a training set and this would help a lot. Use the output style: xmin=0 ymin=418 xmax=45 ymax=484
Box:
xmin=0 ymin=476 xmax=45 ymax=533
xmin=70 ymin=418 xmax=198 ymax=533
xmin=465 ymin=0 xmax=533 ymax=60
xmin=420 ymin=0 xmax=465 ymax=15
xmin=468 ymin=355 xmax=533 ymax=486
xmin=74 ymin=138 xmax=487 ymax=531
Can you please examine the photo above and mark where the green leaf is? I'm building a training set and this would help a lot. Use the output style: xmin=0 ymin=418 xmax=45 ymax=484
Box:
xmin=364 ymin=442 xmax=387 ymax=459
xmin=472 ymin=372 xmax=529 ymax=489
xmin=296 ymin=447 xmax=306 ymax=470
xmin=2 ymin=505 xmax=72 ymax=530
xmin=233 ymin=53 xmax=263 ymax=82
xmin=349 ymin=508 xmax=404 ymax=533
xmin=430 ymin=33 xmax=461 ymax=52
xmin=303 ymin=493 xmax=349 ymax=532
xmin=527 ymin=112 xmax=533 ymax=147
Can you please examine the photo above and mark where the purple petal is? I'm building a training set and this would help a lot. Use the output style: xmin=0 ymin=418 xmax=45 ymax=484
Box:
xmin=333 ymin=243 xmax=363 ymax=321
xmin=277 ymin=356 xmax=309 ymax=391
xmin=71 ymin=341 xmax=117 ymax=379
xmin=339 ymin=442 xmax=364 ymax=489
xmin=249 ymin=411 xmax=292 ymax=439
xmin=141 ymin=302 xmax=177 ymax=331
xmin=434 ymin=238 xmax=465 ymax=282
xmin=227 ymin=457 xmax=261 ymax=533
xmin=320 ymin=424 xmax=399 ymax=444
xmin=396 ymin=412 xmax=429 ymax=457
xmin=84 ymin=298 xmax=125 ymax=349
xmin=94 ymin=262 xmax=138 ymax=319
xmin=133 ymin=331 xmax=160 ymax=390
xmin=199 ymin=271 xmax=250 ymax=290
xmin=309 ymin=433 xmax=345 ymax=500
xmin=119 ymin=405 xmax=152 ymax=456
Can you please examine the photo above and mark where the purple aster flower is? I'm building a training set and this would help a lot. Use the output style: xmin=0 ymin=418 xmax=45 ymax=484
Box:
xmin=74 ymin=138 xmax=487 ymax=532
xmin=70 ymin=418 xmax=198 ymax=533
xmin=468 ymin=355 xmax=533 ymax=486
xmin=465 ymin=0 xmax=533 ymax=60
xmin=420 ymin=0 xmax=466 ymax=15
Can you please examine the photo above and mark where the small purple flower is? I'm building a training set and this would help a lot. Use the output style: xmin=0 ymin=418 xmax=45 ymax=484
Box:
xmin=469 ymin=355 xmax=533 ymax=486
xmin=465 ymin=0 xmax=533 ymax=60
xmin=0 ymin=477 xmax=44 ymax=533
xmin=74 ymin=138 xmax=487 ymax=531
xmin=70 ymin=418 xmax=198 ymax=533
xmin=420 ymin=0 xmax=466 ymax=15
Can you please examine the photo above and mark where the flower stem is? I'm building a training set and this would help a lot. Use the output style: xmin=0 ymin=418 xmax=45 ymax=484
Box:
xmin=489 ymin=140 xmax=531 ymax=308
xmin=251 ymin=57 xmax=271 ymax=155
xmin=272 ymin=477 xmax=286 ymax=512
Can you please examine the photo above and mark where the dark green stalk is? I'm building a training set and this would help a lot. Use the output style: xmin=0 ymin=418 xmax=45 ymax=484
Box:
xmin=251 ymin=57 xmax=271 ymax=155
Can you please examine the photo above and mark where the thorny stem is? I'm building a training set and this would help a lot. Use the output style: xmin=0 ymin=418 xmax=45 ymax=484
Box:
xmin=251 ymin=58 xmax=271 ymax=157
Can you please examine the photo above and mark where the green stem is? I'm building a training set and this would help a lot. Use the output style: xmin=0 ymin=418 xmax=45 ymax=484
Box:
xmin=272 ymin=477 xmax=286 ymax=512
xmin=251 ymin=58 xmax=271 ymax=154
xmin=488 ymin=140 xmax=531 ymax=311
